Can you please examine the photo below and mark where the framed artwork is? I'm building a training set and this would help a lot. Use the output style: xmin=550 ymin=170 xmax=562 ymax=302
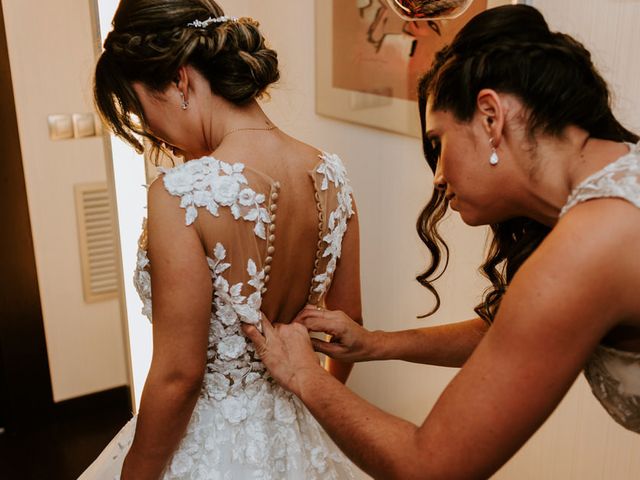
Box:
xmin=316 ymin=0 xmax=518 ymax=137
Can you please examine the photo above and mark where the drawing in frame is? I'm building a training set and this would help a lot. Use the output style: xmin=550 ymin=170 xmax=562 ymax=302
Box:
xmin=315 ymin=0 xmax=524 ymax=138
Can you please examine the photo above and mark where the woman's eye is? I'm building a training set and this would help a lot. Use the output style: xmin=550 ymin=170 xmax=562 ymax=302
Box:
xmin=430 ymin=138 xmax=441 ymax=156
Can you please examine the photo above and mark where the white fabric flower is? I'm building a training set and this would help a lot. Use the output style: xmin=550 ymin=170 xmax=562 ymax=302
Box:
xmin=210 ymin=319 xmax=226 ymax=340
xmin=316 ymin=152 xmax=347 ymax=190
xmin=274 ymin=395 xmax=297 ymax=424
xmin=169 ymin=450 xmax=194 ymax=476
xmin=235 ymin=303 xmax=261 ymax=325
xmin=217 ymin=334 xmax=247 ymax=360
xmin=162 ymin=168 xmax=194 ymax=195
xmin=216 ymin=303 xmax=238 ymax=326
xmin=220 ymin=395 xmax=248 ymax=424
xmin=238 ymin=188 xmax=256 ymax=206
xmin=133 ymin=250 xmax=152 ymax=321
xmin=244 ymin=372 xmax=262 ymax=386
xmin=193 ymin=189 xmax=210 ymax=207
xmin=204 ymin=372 xmax=230 ymax=400
xmin=184 ymin=158 xmax=206 ymax=176
xmin=310 ymin=446 xmax=329 ymax=473
xmin=210 ymin=175 xmax=241 ymax=206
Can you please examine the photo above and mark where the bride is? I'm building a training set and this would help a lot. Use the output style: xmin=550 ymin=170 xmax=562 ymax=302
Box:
xmin=80 ymin=0 xmax=360 ymax=478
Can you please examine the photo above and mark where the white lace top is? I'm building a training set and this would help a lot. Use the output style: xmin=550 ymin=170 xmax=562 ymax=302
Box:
xmin=560 ymin=141 xmax=640 ymax=433
xmin=122 ymin=152 xmax=356 ymax=479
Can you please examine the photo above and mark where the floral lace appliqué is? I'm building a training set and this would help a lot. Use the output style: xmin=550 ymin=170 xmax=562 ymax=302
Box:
xmin=161 ymin=157 xmax=271 ymax=239
xmin=585 ymin=345 xmax=640 ymax=433
xmin=311 ymin=152 xmax=355 ymax=299
xmin=560 ymin=142 xmax=640 ymax=217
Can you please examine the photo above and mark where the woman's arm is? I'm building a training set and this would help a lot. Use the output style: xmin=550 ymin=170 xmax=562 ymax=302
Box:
xmin=322 ymin=202 xmax=363 ymax=383
xmin=246 ymin=199 xmax=638 ymax=479
xmin=121 ymin=181 xmax=212 ymax=480
xmin=295 ymin=307 xmax=487 ymax=367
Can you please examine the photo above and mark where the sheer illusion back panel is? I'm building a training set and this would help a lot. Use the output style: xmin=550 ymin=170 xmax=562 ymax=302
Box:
xmin=193 ymin=147 xmax=358 ymax=325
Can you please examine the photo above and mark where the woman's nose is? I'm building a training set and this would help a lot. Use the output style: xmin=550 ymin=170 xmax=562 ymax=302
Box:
xmin=433 ymin=162 xmax=446 ymax=190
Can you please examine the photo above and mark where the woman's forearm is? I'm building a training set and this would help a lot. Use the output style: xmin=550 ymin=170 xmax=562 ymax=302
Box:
xmin=121 ymin=372 xmax=202 ymax=479
xmin=296 ymin=366 xmax=424 ymax=479
xmin=371 ymin=318 xmax=488 ymax=367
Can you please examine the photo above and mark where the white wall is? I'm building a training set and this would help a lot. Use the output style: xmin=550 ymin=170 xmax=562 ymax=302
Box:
xmin=2 ymin=0 xmax=128 ymax=401
xmin=534 ymin=0 xmax=640 ymax=132
xmin=217 ymin=1 xmax=640 ymax=479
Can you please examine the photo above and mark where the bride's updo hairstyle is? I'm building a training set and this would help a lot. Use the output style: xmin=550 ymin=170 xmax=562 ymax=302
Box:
xmin=416 ymin=5 xmax=638 ymax=322
xmin=94 ymin=0 xmax=279 ymax=152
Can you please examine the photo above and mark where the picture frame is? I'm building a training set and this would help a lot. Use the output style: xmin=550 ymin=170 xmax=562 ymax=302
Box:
xmin=315 ymin=0 xmax=520 ymax=138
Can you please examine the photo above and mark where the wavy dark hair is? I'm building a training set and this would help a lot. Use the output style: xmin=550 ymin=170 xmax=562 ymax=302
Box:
xmin=416 ymin=5 xmax=639 ymax=323
xmin=94 ymin=0 xmax=279 ymax=155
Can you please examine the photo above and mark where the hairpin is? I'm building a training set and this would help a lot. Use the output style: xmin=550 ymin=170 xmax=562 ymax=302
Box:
xmin=186 ymin=15 xmax=237 ymax=28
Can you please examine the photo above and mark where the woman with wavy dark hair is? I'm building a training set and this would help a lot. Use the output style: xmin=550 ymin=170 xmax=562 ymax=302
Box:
xmin=80 ymin=0 xmax=361 ymax=478
xmin=244 ymin=4 xmax=640 ymax=478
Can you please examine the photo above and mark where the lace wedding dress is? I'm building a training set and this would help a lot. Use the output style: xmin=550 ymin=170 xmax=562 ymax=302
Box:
xmin=79 ymin=152 xmax=357 ymax=479
xmin=560 ymin=141 xmax=640 ymax=433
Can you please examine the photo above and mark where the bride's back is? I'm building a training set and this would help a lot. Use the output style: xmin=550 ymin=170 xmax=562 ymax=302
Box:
xmin=178 ymin=131 xmax=358 ymax=325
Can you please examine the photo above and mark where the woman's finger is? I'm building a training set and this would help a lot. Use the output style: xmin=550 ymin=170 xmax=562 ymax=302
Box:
xmin=293 ymin=305 xmax=321 ymax=323
xmin=311 ymin=337 xmax=346 ymax=357
xmin=298 ymin=312 xmax=344 ymax=336
xmin=242 ymin=324 xmax=268 ymax=357
xmin=260 ymin=312 xmax=276 ymax=335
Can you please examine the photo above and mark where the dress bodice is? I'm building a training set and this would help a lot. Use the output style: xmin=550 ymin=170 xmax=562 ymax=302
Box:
xmin=134 ymin=152 xmax=354 ymax=399
xmin=560 ymin=141 xmax=640 ymax=433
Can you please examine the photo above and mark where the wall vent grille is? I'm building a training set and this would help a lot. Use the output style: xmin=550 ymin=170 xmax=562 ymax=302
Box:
xmin=75 ymin=183 xmax=119 ymax=303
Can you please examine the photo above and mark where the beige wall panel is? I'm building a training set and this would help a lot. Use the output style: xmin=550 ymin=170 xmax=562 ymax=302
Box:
xmin=2 ymin=0 xmax=128 ymax=401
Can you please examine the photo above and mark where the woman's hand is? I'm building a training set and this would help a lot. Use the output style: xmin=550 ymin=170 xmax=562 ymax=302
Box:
xmin=242 ymin=315 xmax=326 ymax=397
xmin=292 ymin=305 xmax=378 ymax=362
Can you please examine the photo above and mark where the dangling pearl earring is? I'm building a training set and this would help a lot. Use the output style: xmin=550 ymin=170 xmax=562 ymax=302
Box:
xmin=489 ymin=138 xmax=499 ymax=166
xmin=180 ymin=92 xmax=189 ymax=110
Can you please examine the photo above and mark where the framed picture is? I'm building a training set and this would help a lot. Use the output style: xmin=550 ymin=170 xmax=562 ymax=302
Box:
xmin=315 ymin=0 xmax=518 ymax=138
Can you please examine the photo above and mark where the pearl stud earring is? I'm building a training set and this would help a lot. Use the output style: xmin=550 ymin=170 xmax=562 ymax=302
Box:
xmin=180 ymin=92 xmax=189 ymax=110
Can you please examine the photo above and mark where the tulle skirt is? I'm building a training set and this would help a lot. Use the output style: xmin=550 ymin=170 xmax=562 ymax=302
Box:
xmin=78 ymin=380 xmax=355 ymax=480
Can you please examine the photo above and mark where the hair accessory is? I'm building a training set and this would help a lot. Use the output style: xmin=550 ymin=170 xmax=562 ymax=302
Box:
xmin=186 ymin=16 xmax=237 ymax=28
xmin=180 ymin=92 xmax=189 ymax=110
xmin=489 ymin=138 xmax=499 ymax=166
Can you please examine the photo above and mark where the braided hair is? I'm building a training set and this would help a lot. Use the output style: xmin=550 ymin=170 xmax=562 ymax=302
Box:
xmin=416 ymin=4 xmax=639 ymax=323
xmin=94 ymin=0 xmax=279 ymax=153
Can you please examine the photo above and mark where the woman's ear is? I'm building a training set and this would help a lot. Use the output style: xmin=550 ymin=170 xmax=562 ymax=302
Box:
xmin=477 ymin=89 xmax=504 ymax=146
xmin=174 ymin=65 xmax=190 ymax=99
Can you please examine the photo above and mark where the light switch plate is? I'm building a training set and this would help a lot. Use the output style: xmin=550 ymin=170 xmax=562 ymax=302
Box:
xmin=72 ymin=113 xmax=97 ymax=138
xmin=48 ymin=114 xmax=74 ymax=140
xmin=94 ymin=114 xmax=104 ymax=136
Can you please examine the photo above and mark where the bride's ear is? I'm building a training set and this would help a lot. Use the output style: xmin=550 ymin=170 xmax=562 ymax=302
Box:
xmin=477 ymin=89 xmax=505 ymax=145
xmin=174 ymin=66 xmax=191 ymax=98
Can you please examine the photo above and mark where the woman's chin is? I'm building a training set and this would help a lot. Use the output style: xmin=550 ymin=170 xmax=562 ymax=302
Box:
xmin=456 ymin=207 xmax=489 ymax=227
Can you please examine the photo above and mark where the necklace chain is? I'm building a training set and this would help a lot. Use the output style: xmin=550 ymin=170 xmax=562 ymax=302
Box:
xmin=222 ymin=125 xmax=277 ymax=139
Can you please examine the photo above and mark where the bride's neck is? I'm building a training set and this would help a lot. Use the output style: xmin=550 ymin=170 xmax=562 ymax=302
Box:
xmin=205 ymin=98 xmax=273 ymax=152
